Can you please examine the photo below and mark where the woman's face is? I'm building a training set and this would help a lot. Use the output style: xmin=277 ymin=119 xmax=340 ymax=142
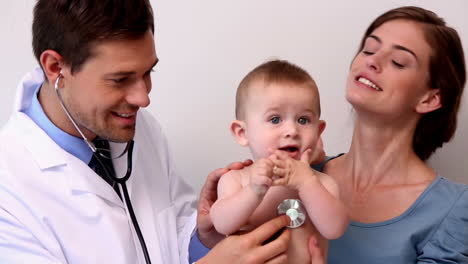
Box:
xmin=346 ymin=19 xmax=435 ymax=119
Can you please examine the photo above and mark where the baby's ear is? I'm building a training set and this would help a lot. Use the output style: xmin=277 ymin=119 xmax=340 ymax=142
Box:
xmin=318 ymin=120 xmax=326 ymax=136
xmin=231 ymin=120 xmax=248 ymax=146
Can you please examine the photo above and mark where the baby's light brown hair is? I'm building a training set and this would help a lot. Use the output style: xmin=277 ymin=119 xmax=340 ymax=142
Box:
xmin=235 ymin=59 xmax=321 ymax=120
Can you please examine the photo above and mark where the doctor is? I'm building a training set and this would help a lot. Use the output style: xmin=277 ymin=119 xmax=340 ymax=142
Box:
xmin=0 ymin=0 xmax=293 ymax=263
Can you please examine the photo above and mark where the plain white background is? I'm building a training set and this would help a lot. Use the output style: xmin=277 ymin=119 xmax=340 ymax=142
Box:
xmin=1 ymin=0 xmax=467 ymax=193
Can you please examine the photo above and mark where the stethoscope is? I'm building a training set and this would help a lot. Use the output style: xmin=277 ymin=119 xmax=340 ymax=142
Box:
xmin=54 ymin=72 xmax=152 ymax=264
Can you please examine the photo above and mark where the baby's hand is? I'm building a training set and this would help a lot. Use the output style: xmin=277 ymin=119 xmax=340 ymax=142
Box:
xmin=248 ymin=158 xmax=275 ymax=196
xmin=270 ymin=149 xmax=318 ymax=190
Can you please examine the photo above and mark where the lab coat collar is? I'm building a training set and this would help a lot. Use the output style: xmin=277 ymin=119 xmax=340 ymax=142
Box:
xmin=13 ymin=67 xmax=67 ymax=170
xmin=15 ymin=67 xmax=44 ymax=113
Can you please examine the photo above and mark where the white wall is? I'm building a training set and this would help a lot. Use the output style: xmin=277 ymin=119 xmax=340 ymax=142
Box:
xmin=1 ymin=0 xmax=467 ymax=193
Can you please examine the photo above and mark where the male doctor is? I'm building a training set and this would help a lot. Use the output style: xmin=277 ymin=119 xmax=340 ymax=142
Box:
xmin=0 ymin=0 xmax=294 ymax=263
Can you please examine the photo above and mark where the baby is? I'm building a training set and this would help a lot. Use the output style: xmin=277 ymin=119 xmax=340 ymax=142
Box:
xmin=210 ymin=60 xmax=348 ymax=263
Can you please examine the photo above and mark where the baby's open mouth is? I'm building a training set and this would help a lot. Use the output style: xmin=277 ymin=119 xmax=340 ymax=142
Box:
xmin=279 ymin=146 xmax=299 ymax=153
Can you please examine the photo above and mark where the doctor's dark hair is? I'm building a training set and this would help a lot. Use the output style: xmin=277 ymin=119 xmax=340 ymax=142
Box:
xmin=32 ymin=0 xmax=154 ymax=74
xmin=235 ymin=59 xmax=320 ymax=120
xmin=357 ymin=6 xmax=466 ymax=161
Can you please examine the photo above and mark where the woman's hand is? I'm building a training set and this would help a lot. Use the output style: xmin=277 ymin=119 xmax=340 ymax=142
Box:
xmin=197 ymin=215 xmax=291 ymax=264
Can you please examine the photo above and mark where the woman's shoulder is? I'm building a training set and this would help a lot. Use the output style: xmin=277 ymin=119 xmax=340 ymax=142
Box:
xmin=424 ymin=177 xmax=468 ymax=224
xmin=436 ymin=176 xmax=468 ymax=213
xmin=311 ymin=154 xmax=344 ymax=172
xmin=419 ymin=177 xmax=468 ymax=260
xmin=398 ymin=176 xmax=468 ymax=220
xmin=427 ymin=176 xmax=468 ymax=204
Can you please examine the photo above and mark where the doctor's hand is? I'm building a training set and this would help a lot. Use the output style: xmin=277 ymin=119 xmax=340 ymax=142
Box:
xmin=197 ymin=159 xmax=253 ymax=248
xmin=198 ymin=215 xmax=291 ymax=264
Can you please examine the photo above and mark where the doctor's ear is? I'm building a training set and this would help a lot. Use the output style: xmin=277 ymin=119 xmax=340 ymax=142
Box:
xmin=231 ymin=120 xmax=248 ymax=146
xmin=40 ymin=50 xmax=65 ymax=84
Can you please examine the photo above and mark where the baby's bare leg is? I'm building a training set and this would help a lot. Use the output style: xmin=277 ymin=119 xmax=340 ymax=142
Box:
xmin=287 ymin=218 xmax=328 ymax=264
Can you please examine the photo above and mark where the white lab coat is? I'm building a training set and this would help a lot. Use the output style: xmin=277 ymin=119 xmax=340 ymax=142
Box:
xmin=0 ymin=68 xmax=198 ymax=263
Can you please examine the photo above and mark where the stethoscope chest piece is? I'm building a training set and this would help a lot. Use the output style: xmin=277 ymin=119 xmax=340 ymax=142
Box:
xmin=277 ymin=199 xmax=306 ymax=228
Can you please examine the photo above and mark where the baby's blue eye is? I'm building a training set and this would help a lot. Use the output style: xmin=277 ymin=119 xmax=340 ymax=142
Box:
xmin=270 ymin=116 xmax=281 ymax=124
xmin=298 ymin=117 xmax=309 ymax=125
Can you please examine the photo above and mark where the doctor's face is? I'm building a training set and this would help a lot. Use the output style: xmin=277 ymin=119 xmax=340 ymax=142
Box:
xmin=59 ymin=30 xmax=158 ymax=142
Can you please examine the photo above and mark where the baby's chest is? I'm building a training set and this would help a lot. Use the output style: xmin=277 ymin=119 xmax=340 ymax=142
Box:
xmin=248 ymin=186 xmax=299 ymax=227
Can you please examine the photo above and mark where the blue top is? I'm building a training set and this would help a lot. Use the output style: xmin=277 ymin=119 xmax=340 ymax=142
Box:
xmin=318 ymin=157 xmax=468 ymax=263
xmin=22 ymin=82 xmax=93 ymax=164
xmin=191 ymin=156 xmax=468 ymax=263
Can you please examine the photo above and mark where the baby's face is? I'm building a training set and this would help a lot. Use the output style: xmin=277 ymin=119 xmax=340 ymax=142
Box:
xmin=242 ymin=82 xmax=323 ymax=160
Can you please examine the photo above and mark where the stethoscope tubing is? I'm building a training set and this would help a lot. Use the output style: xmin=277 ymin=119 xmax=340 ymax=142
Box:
xmin=55 ymin=72 xmax=152 ymax=264
xmin=94 ymin=141 xmax=151 ymax=264
xmin=91 ymin=132 xmax=152 ymax=264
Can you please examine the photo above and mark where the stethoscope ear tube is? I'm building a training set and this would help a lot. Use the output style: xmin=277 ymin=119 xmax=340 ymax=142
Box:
xmin=54 ymin=73 xmax=96 ymax=152
xmin=55 ymin=73 xmax=131 ymax=159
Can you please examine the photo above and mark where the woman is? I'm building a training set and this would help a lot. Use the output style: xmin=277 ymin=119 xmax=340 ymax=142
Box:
xmin=196 ymin=5 xmax=467 ymax=264
xmin=318 ymin=6 xmax=468 ymax=263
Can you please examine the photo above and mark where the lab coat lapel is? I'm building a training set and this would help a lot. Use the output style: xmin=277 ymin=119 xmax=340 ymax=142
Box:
xmin=19 ymin=114 xmax=67 ymax=170
xmin=67 ymin=161 xmax=124 ymax=207
xmin=16 ymin=113 xmax=124 ymax=207
xmin=112 ymin=139 xmax=164 ymax=263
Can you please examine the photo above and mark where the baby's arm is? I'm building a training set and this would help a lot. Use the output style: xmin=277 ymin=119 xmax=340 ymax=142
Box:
xmin=272 ymin=150 xmax=349 ymax=239
xmin=298 ymin=171 xmax=348 ymax=239
xmin=210 ymin=158 xmax=275 ymax=235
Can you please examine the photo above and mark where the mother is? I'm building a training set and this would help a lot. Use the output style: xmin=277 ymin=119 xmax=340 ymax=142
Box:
xmin=320 ymin=5 xmax=468 ymax=263
xmin=196 ymin=5 xmax=467 ymax=263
